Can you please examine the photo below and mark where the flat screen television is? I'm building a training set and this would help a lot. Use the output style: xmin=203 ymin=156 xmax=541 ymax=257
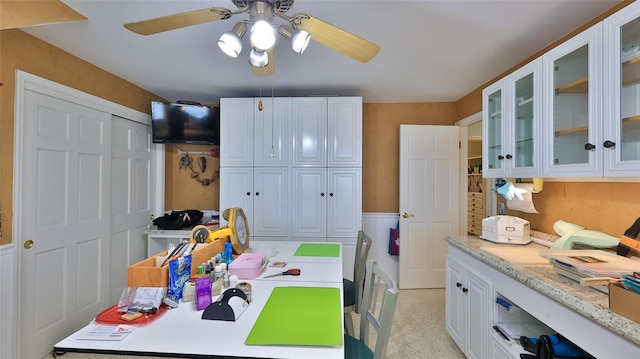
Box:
xmin=151 ymin=101 xmax=220 ymax=145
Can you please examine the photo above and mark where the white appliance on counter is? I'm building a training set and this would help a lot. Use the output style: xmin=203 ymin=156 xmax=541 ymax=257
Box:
xmin=480 ymin=215 xmax=531 ymax=244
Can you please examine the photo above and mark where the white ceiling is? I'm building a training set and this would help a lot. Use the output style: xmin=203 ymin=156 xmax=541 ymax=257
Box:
xmin=21 ymin=0 xmax=620 ymax=104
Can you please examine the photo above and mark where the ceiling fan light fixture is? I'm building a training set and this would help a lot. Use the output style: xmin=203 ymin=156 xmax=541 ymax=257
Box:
xmin=250 ymin=20 xmax=276 ymax=50
xmin=249 ymin=48 xmax=269 ymax=68
xmin=217 ymin=22 xmax=247 ymax=58
xmin=278 ymin=25 xmax=310 ymax=54
xmin=291 ymin=29 xmax=310 ymax=54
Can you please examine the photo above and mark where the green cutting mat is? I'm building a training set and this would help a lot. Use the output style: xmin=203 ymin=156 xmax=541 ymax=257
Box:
xmin=245 ymin=287 xmax=342 ymax=346
xmin=293 ymin=243 xmax=340 ymax=257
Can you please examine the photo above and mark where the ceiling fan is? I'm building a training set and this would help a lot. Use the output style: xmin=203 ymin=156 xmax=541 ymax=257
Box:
xmin=124 ymin=0 xmax=380 ymax=76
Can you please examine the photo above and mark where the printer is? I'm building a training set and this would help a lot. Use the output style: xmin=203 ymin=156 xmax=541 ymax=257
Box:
xmin=480 ymin=215 xmax=531 ymax=245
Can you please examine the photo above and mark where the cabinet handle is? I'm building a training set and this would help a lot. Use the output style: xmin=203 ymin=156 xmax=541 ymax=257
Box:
xmin=329 ymin=193 xmax=334 ymax=197
xmin=584 ymin=143 xmax=596 ymax=151
xmin=497 ymin=155 xmax=504 ymax=160
xmin=456 ymin=282 xmax=462 ymax=288
xmin=505 ymin=154 xmax=512 ymax=159
xmin=603 ymin=140 xmax=616 ymax=149
xmin=246 ymin=192 xmax=251 ymax=196
xmin=321 ymin=192 xmax=325 ymax=197
xmin=462 ymin=287 xmax=468 ymax=294
xmin=255 ymin=192 xmax=260 ymax=196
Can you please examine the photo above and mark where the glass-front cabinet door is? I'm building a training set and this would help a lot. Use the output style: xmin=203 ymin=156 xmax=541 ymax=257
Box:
xmin=507 ymin=58 xmax=542 ymax=178
xmin=482 ymin=58 xmax=541 ymax=178
xmin=482 ymin=81 xmax=506 ymax=177
xmin=542 ymin=23 xmax=602 ymax=177
xmin=603 ymin=1 xmax=640 ymax=176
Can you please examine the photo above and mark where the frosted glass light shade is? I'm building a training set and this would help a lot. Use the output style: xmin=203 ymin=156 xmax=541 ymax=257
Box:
xmin=249 ymin=48 xmax=269 ymax=67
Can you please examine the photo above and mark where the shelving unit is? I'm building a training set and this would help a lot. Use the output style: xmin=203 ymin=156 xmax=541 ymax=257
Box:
xmin=467 ymin=138 xmax=484 ymax=236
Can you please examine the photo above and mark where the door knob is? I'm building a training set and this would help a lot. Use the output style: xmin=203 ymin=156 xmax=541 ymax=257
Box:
xmin=24 ymin=240 xmax=34 ymax=249
xmin=402 ymin=212 xmax=414 ymax=218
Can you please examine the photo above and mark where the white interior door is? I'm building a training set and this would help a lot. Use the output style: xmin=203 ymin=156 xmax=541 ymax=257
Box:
xmin=19 ymin=90 xmax=112 ymax=358
xmin=399 ymin=125 xmax=460 ymax=289
xmin=110 ymin=116 xmax=153 ymax=303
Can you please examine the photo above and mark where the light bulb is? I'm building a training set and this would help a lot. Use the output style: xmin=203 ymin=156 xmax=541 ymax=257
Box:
xmin=250 ymin=20 xmax=276 ymax=50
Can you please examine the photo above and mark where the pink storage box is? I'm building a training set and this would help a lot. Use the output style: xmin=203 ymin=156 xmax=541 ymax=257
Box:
xmin=228 ymin=253 xmax=266 ymax=279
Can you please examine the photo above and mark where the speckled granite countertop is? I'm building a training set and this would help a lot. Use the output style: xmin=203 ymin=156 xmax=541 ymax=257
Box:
xmin=445 ymin=234 xmax=640 ymax=347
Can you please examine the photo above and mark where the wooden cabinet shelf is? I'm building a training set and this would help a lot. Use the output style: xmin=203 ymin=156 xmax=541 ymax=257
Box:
xmin=622 ymin=114 xmax=640 ymax=123
xmin=555 ymin=77 xmax=588 ymax=94
xmin=622 ymin=56 xmax=640 ymax=86
xmin=555 ymin=125 xmax=588 ymax=136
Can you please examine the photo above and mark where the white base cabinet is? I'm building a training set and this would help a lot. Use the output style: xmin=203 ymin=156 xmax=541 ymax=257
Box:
xmin=446 ymin=244 xmax=639 ymax=359
xmin=445 ymin=254 xmax=493 ymax=359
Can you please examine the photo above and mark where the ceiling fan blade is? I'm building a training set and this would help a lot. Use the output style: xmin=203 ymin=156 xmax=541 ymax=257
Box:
xmin=124 ymin=7 xmax=233 ymax=35
xmin=293 ymin=14 xmax=380 ymax=63
xmin=1 ymin=0 xmax=86 ymax=30
xmin=252 ymin=48 xmax=275 ymax=76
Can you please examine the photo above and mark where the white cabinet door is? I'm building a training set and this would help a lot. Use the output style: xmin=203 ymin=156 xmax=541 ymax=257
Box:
xmin=327 ymin=97 xmax=362 ymax=167
xmin=465 ymin=270 xmax=493 ymax=359
xmin=543 ymin=23 xmax=603 ymax=177
xmin=482 ymin=58 xmax=542 ymax=178
xmin=253 ymin=167 xmax=289 ymax=238
xmin=445 ymin=256 xmax=466 ymax=351
xmin=327 ymin=168 xmax=361 ymax=238
xmin=220 ymin=98 xmax=254 ymax=167
xmin=603 ymin=1 xmax=640 ymax=176
xmin=445 ymin=254 xmax=493 ymax=359
xmin=219 ymin=167 xmax=254 ymax=230
xmin=291 ymin=167 xmax=327 ymax=239
xmin=292 ymin=97 xmax=327 ymax=166
xmin=506 ymin=58 xmax=543 ymax=178
xmin=253 ymin=98 xmax=291 ymax=167
xmin=483 ymin=80 xmax=508 ymax=177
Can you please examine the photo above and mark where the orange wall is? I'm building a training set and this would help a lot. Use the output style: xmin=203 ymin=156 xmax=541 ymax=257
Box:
xmin=0 ymin=29 xmax=164 ymax=244
xmin=362 ymin=102 xmax=458 ymax=213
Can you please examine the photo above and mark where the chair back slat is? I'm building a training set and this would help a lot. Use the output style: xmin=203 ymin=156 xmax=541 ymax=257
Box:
xmin=357 ymin=259 xmax=399 ymax=359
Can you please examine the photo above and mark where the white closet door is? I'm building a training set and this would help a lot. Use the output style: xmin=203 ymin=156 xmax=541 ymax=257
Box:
xmin=111 ymin=116 xmax=153 ymax=303
xmin=20 ymin=90 xmax=112 ymax=358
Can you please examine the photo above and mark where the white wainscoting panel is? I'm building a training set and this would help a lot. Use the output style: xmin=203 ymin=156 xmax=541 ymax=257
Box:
xmin=0 ymin=244 xmax=16 ymax=359
xmin=362 ymin=213 xmax=400 ymax=284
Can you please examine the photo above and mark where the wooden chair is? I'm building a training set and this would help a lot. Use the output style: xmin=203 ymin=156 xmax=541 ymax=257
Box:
xmin=344 ymin=230 xmax=372 ymax=336
xmin=344 ymin=259 xmax=399 ymax=359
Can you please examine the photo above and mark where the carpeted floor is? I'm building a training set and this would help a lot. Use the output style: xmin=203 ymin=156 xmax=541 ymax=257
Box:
xmin=47 ymin=288 xmax=464 ymax=359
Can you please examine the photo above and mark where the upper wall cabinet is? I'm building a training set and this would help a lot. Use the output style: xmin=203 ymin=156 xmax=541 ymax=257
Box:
xmin=542 ymin=24 xmax=602 ymax=177
xmin=220 ymin=97 xmax=291 ymax=167
xmin=483 ymin=58 xmax=543 ymax=178
xmin=292 ymin=97 xmax=362 ymax=167
xmin=603 ymin=1 xmax=640 ymax=176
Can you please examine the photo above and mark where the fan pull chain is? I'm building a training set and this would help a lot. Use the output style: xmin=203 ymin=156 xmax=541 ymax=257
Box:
xmin=258 ymin=77 xmax=263 ymax=111
xmin=270 ymin=82 xmax=275 ymax=158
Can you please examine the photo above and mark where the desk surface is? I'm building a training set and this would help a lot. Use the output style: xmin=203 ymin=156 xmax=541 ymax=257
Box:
xmin=54 ymin=242 xmax=345 ymax=359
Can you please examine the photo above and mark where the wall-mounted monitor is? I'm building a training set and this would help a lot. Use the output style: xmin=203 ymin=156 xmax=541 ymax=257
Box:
xmin=151 ymin=101 xmax=220 ymax=145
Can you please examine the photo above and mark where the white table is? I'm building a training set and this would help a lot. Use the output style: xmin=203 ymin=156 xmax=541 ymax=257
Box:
xmin=54 ymin=242 xmax=344 ymax=359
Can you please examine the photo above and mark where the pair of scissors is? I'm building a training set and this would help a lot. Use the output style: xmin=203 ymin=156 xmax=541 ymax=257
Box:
xmin=263 ymin=268 xmax=301 ymax=278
